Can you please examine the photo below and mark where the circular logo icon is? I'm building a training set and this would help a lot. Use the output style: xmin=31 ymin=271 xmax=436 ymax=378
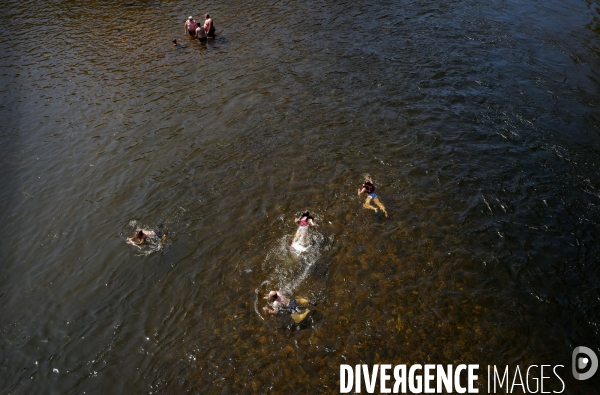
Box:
xmin=572 ymin=346 xmax=598 ymax=380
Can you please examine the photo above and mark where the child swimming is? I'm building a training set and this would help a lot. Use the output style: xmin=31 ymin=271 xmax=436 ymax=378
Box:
xmin=358 ymin=176 xmax=388 ymax=217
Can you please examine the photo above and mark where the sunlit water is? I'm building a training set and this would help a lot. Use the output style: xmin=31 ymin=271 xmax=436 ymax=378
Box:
xmin=1 ymin=0 xmax=600 ymax=393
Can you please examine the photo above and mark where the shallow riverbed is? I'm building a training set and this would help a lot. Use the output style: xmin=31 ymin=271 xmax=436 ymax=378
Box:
xmin=1 ymin=0 xmax=600 ymax=393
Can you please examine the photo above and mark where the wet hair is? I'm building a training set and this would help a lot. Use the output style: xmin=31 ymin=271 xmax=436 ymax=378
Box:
xmin=205 ymin=13 xmax=210 ymax=18
xmin=302 ymin=211 xmax=313 ymax=220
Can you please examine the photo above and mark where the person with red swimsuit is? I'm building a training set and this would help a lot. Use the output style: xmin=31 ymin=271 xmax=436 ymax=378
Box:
xmin=291 ymin=210 xmax=315 ymax=247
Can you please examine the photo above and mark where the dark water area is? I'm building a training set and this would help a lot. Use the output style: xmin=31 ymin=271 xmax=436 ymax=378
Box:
xmin=1 ymin=0 xmax=600 ymax=393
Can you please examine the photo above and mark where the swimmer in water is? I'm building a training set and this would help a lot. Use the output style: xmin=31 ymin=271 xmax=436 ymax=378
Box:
xmin=358 ymin=176 xmax=388 ymax=217
xmin=195 ymin=24 xmax=207 ymax=42
xmin=203 ymin=13 xmax=215 ymax=37
xmin=263 ymin=290 xmax=314 ymax=324
xmin=291 ymin=210 xmax=315 ymax=247
xmin=127 ymin=228 xmax=167 ymax=245
xmin=172 ymin=39 xmax=179 ymax=47
xmin=184 ymin=16 xmax=198 ymax=36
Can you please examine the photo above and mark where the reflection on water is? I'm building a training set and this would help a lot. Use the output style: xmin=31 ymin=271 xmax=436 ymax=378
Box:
xmin=1 ymin=0 xmax=600 ymax=393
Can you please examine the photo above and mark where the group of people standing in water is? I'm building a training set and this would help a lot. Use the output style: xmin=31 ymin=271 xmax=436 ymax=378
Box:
xmin=263 ymin=176 xmax=388 ymax=324
xmin=184 ymin=14 xmax=215 ymax=42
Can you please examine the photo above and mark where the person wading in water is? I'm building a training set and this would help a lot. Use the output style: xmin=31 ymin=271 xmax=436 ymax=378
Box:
xmin=184 ymin=16 xmax=198 ymax=36
xmin=203 ymin=13 xmax=215 ymax=37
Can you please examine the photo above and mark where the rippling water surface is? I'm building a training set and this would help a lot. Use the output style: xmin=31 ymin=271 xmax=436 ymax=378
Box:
xmin=2 ymin=0 xmax=600 ymax=393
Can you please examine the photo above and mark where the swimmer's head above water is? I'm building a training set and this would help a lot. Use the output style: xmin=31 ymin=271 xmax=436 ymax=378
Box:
xmin=265 ymin=291 xmax=285 ymax=303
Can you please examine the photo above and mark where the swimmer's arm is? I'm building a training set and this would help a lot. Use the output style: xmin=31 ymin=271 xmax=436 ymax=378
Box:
xmin=263 ymin=299 xmax=280 ymax=314
xmin=133 ymin=238 xmax=145 ymax=246
xmin=358 ymin=187 xmax=366 ymax=196
xmin=262 ymin=306 xmax=278 ymax=314
xmin=308 ymin=219 xmax=316 ymax=226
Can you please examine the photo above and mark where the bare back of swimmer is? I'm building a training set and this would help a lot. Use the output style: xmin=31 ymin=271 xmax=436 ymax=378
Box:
xmin=195 ymin=25 xmax=207 ymax=41
xmin=127 ymin=228 xmax=167 ymax=245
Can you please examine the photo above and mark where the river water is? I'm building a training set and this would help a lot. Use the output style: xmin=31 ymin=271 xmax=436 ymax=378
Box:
xmin=1 ymin=0 xmax=600 ymax=393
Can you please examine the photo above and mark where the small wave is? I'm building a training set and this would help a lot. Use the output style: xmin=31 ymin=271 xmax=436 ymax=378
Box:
xmin=254 ymin=280 xmax=271 ymax=320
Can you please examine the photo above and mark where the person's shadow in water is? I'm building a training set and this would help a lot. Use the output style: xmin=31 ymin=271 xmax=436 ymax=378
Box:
xmin=206 ymin=34 xmax=230 ymax=50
